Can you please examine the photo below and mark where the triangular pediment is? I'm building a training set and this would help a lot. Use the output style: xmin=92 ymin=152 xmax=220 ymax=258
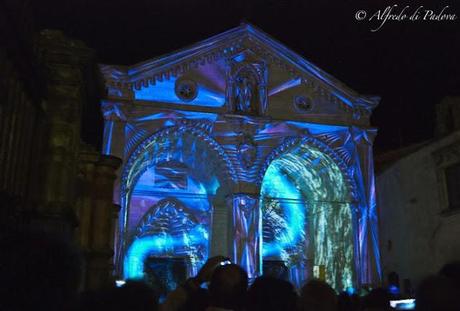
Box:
xmin=100 ymin=23 xmax=379 ymax=124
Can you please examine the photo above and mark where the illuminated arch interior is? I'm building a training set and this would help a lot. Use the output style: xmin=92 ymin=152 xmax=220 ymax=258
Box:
xmin=261 ymin=142 xmax=354 ymax=290
xmin=122 ymin=129 xmax=229 ymax=280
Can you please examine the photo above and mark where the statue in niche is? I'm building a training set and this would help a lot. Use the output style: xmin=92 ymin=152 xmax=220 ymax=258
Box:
xmin=237 ymin=134 xmax=257 ymax=170
xmin=234 ymin=70 xmax=257 ymax=114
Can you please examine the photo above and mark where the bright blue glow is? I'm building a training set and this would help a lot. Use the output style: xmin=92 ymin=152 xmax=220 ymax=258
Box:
xmin=261 ymin=142 xmax=354 ymax=290
xmin=331 ymin=91 xmax=354 ymax=108
xmin=285 ymin=121 xmax=348 ymax=135
xmin=243 ymin=24 xmax=356 ymax=108
xmin=124 ymin=224 xmax=208 ymax=279
xmin=388 ymin=285 xmax=400 ymax=295
xmin=121 ymin=127 xmax=233 ymax=281
xmin=134 ymin=77 xmax=225 ymax=107
xmin=268 ymin=77 xmax=301 ymax=96
xmin=262 ymin=167 xmax=303 ymax=257
xmin=132 ymin=111 xmax=218 ymax=123
xmin=109 ymin=23 xmax=381 ymax=286
xmin=390 ymin=299 xmax=415 ymax=310
xmin=346 ymin=287 xmax=356 ymax=295
xmin=257 ymin=122 xmax=348 ymax=137
xmin=233 ymin=53 xmax=246 ymax=62
xmin=102 ymin=120 xmax=114 ymax=155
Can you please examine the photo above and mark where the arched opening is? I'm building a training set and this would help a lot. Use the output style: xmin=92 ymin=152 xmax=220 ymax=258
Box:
xmin=260 ymin=140 xmax=355 ymax=290
xmin=124 ymin=198 xmax=208 ymax=296
xmin=119 ymin=126 xmax=233 ymax=284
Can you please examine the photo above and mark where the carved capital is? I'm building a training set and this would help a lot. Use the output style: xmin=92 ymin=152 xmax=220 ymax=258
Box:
xmin=351 ymin=127 xmax=377 ymax=145
xmin=101 ymin=101 xmax=128 ymax=122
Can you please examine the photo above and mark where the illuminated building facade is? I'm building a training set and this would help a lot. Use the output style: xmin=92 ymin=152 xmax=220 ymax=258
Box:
xmin=100 ymin=24 xmax=381 ymax=290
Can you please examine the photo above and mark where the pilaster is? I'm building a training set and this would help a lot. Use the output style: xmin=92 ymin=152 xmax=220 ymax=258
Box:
xmin=230 ymin=193 xmax=262 ymax=280
xmin=34 ymin=29 xmax=94 ymax=238
xmin=352 ymin=126 xmax=381 ymax=285
xmin=77 ymin=150 xmax=122 ymax=290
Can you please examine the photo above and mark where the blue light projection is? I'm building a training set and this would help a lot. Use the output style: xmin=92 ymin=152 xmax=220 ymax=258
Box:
xmin=104 ymin=23 xmax=381 ymax=288
xmin=261 ymin=142 xmax=354 ymax=290
xmin=134 ymin=77 xmax=225 ymax=107
xmin=268 ymin=77 xmax=302 ymax=96
xmin=120 ymin=126 xmax=233 ymax=281
xmin=124 ymin=198 xmax=209 ymax=280
xmin=132 ymin=111 xmax=218 ymax=123
xmin=102 ymin=120 xmax=114 ymax=155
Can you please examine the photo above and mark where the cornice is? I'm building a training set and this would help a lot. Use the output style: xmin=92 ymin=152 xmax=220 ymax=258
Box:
xmin=99 ymin=23 xmax=380 ymax=113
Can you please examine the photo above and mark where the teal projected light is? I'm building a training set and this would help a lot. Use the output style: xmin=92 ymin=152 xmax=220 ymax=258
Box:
xmin=261 ymin=143 xmax=354 ymax=290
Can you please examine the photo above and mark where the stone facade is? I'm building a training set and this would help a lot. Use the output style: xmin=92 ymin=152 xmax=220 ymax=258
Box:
xmin=0 ymin=0 xmax=120 ymax=291
xmin=377 ymin=97 xmax=460 ymax=290
xmin=101 ymin=24 xmax=381 ymax=289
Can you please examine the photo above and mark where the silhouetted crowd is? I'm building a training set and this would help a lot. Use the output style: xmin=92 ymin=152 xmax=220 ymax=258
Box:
xmin=1 ymin=232 xmax=459 ymax=311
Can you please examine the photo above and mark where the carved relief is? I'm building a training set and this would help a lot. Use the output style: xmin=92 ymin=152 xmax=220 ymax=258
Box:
xmin=234 ymin=69 xmax=257 ymax=113
xmin=226 ymin=51 xmax=268 ymax=116
xmin=237 ymin=134 xmax=257 ymax=169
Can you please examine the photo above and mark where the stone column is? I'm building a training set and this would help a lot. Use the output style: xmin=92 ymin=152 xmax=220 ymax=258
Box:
xmin=230 ymin=193 xmax=262 ymax=280
xmin=85 ymin=155 xmax=122 ymax=290
xmin=35 ymin=30 xmax=93 ymax=238
xmin=210 ymin=187 xmax=230 ymax=258
xmin=76 ymin=150 xmax=99 ymax=250
xmin=77 ymin=149 xmax=122 ymax=290
xmin=75 ymin=149 xmax=98 ymax=290
xmin=352 ymin=126 xmax=382 ymax=285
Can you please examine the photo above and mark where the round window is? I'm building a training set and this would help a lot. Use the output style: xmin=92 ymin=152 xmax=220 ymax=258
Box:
xmin=175 ymin=78 xmax=198 ymax=102
xmin=294 ymin=95 xmax=313 ymax=112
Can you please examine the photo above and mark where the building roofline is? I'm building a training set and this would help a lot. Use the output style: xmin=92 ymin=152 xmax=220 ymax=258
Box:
xmin=100 ymin=23 xmax=379 ymax=111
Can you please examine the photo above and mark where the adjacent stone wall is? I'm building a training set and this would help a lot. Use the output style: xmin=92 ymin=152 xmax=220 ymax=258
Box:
xmin=0 ymin=0 xmax=121 ymax=290
xmin=377 ymin=131 xmax=460 ymax=289
xmin=0 ymin=0 xmax=44 ymax=235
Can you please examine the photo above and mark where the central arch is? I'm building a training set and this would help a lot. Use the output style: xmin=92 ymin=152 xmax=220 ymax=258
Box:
xmin=260 ymin=137 xmax=356 ymax=290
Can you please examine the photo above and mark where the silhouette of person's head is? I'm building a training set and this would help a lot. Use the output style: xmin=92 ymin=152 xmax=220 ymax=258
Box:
xmin=117 ymin=281 xmax=158 ymax=311
xmin=246 ymin=276 xmax=297 ymax=311
xmin=208 ymin=264 xmax=248 ymax=310
xmin=300 ymin=279 xmax=337 ymax=311
xmin=78 ymin=281 xmax=158 ymax=311
xmin=337 ymin=291 xmax=354 ymax=311
xmin=0 ymin=232 xmax=82 ymax=311
xmin=416 ymin=275 xmax=460 ymax=311
xmin=362 ymin=288 xmax=391 ymax=310
xmin=439 ymin=261 xmax=460 ymax=287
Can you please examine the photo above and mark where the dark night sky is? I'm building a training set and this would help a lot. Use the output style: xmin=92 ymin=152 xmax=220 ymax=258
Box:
xmin=32 ymin=0 xmax=460 ymax=153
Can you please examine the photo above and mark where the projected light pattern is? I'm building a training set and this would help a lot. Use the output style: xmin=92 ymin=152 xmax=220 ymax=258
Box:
xmin=261 ymin=143 xmax=354 ymax=290
xmin=134 ymin=77 xmax=225 ymax=107
xmin=102 ymin=24 xmax=383 ymax=288
xmin=120 ymin=126 xmax=233 ymax=281
xmin=124 ymin=198 xmax=209 ymax=280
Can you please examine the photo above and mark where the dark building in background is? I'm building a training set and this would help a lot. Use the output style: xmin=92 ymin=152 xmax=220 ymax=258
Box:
xmin=376 ymin=96 xmax=460 ymax=290
xmin=0 ymin=0 xmax=43 ymax=233
xmin=0 ymin=0 xmax=120 ymax=290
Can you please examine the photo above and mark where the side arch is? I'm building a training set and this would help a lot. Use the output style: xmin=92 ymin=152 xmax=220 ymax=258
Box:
xmin=258 ymin=136 xmax=357 ymax=199
xmin=116 ymin=123 xmax=236 ymax=275
xmin=124 ymin=198 xmax=208 ymax=279
xmin=258 ymin=135 xmax=359 ymax=290
xmin=122 ymin=122 xmax=237 ymax=194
